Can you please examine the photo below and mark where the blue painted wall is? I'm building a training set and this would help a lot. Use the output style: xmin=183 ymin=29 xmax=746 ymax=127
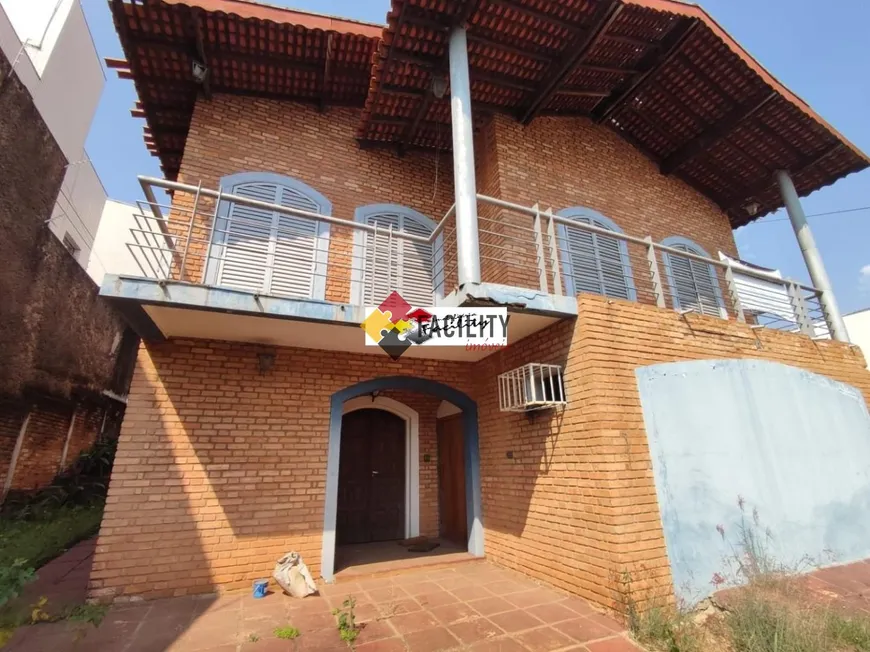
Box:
xmin=636 ymin=359 xmax=870 ymax=604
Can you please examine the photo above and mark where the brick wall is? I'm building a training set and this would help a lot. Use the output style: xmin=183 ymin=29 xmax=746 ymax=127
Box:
xmin=476 ymin=114 xmax=739 ymax=298
xmin=474 ymin=295 xmax=870 ymax=611
xmin=93 ymin=301 xmax=870 ymax=607
xmin=90 ymin=341 xmax=471 ymax=600
xmin=170 ymin=96 xmax=455 ymax=299
xmin=170 ymin=98 xmax=738 ymax=304
xmin=0 ymin=400 xmax=106 ymax=496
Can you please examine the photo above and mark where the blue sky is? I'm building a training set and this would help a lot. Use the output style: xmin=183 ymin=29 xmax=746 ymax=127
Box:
xmin=81 ymin=0 xmax=870 ymax=313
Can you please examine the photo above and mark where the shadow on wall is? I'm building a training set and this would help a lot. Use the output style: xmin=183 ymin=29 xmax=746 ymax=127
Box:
xmin=636 ymin=358 xmax=870 ymax=605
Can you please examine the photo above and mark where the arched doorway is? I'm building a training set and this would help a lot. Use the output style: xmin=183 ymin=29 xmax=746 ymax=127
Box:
xmin=341 ymin=396 xmax=421 ymax=541
xmin=322 ymin=377 xmax=482 ymax=581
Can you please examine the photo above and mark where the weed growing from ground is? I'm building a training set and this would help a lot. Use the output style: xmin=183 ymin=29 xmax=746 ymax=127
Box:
xmin=274 ymin=625 xmax=300 ymax=640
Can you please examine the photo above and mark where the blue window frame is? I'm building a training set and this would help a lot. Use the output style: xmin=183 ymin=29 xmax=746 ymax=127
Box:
xmin=350 ymin=204 xmax=443 ymax=306
xmin=557 ymin=207 xmax=636 ymax=301
xmin=204 ymin=172 xmax=331 ymax=300
xmin=661 ymin=236 xmax=725 ymax=317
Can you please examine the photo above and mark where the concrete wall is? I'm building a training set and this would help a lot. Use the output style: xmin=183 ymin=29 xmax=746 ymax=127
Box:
xmin=88 ymin=199 xmax=153 ymax=285
xmin=0 ymin=43 xmax=125 ymax=401
xmin=637 ymin=359 xmax=870 ymax=604
xmin=0 ymin=0 xmax=105 ymax=266
xmin=845 ymin=310 xmax=870 ymax=369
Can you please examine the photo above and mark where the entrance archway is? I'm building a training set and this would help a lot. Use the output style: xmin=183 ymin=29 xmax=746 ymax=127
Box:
xmin=322 ymin=376 xmax=482 ymax=581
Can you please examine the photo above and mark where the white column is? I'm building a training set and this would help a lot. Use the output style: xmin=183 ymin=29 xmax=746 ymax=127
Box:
xmin=448 ymin=27 xmax=481 ymax=288
xmin=3 ymin=411 xmax=31 ymax=499
xmin=775 ymin=170 xmax=849 ymax=342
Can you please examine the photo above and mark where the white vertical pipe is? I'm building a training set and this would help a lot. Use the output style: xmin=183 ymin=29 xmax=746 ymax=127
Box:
xmin=774 ymin=170 xmax=849 ymax=342
xmin=448 ymin=27 xmax=481 ymax=287
xmin=59 ymin=410 xmax=77 ymax=471
xmin=3 ymin=411 xmax=31 ymax=500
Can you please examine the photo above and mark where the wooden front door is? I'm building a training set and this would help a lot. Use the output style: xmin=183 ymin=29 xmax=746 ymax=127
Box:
xmin=437 ymin=415 xmax=467 ymax=545
xmin=337 ymin=409 xmax=406 ymax=545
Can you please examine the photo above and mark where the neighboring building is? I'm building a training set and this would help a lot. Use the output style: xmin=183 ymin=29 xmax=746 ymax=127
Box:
xmin=87 ymin=199 xmax=160 ymax=285
xmin=0 ymin=4 xmax=136 ymax=500
xmin=0 ymin=0 xmax=106 ymax=267
xmin=845 ymin=309 xmax=870 ymax=368
xmin=94 ymin=0 xmax=870 ymax=611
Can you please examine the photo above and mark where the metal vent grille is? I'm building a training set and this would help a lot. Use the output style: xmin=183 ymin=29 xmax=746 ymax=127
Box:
xmin=498 ymin=363 xmax=567 ymax=412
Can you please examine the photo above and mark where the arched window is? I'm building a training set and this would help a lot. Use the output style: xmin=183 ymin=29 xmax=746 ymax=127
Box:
xmin=351 ymin=204 xmax=442 ymax=306
xmin=557 ymin=207 xmax=636 ymax=300
xmin=205 ymin=172 xmax=331 ymax=300
xmin=661 ymin=236 xmax=725 ymax=317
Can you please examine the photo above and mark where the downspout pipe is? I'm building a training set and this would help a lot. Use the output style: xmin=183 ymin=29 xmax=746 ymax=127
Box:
xmin=448 ymin=27 xmax=481 ymax=288
xmin=774 ymin=169 xmax=849 ymax=342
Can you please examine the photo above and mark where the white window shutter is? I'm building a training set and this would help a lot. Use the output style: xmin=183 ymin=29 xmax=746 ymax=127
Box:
xmin=215 ymin=178 xmax=328 ymax=300
xmin=218 ymin=183 xmax=278 ymax=294
xmin=362 ymin=209 xmax=435 ymax=306
xmin=669 ymin=244 xmax=722 ymax=316
xmin=565 ymin=216 xmax=631 ymax=300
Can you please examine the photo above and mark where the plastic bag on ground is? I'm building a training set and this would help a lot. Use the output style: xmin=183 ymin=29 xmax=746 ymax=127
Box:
xmin=272 ymin=551 xmax=317 ymax=598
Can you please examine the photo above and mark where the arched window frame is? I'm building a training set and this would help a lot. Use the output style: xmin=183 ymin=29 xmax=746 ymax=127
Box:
xmin=204 ymin=172 xmax=332 ymax=300
xmin=556 ymin=207 xmax=637 ymax=301
xmin=660 ymin=236 xmax=726 ymax=317
xmin=350 ymin=203 xmax=443 ymax=306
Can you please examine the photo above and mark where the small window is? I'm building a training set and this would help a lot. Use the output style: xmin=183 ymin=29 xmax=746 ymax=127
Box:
xmin=661 ymin=237 xmax=725 ymax=317
xmin=556 ymin=208 xmax=636 ymax=301
xmin=351 ymin=204 xmax=442 ymax=306
xmin=62 ymin=233 xmax=80 ymax=259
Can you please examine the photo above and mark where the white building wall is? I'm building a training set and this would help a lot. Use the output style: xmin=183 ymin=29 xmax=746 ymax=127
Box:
xmin=0 ymin=0 xmax=106 ymax=268
xmin=845 ymin=310 xmax=870 ymax=369
xmin=87 ymin=200 xmax=152 ymax=285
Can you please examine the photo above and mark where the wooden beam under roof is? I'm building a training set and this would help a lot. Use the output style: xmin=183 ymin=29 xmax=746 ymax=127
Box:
xmin=727 ymin=142 xmax=845 ymax=211
xmin=191 ymin=10 xmax=212 ymax=99
xmin=519 ymin=0 xmax=623 ymax=125
xmin=661 ymin=90 xmax=777 ymax=174
xmin=592 ymin=17 xmax=698 ymax=123
xmin=489 ymin=0 xmax=583 ymax=33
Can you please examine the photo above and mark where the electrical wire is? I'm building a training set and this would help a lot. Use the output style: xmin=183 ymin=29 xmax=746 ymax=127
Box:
xmin=749 ymin=205 xmax=870 ymax=225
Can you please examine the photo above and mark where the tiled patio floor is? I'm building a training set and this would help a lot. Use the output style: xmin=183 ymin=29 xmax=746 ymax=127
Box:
xmin=6 ymin=560 xmax=643 ymax=652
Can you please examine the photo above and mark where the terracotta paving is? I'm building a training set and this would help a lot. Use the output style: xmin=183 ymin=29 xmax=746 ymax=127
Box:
xmin=5 ymin=560 xmax=643 ymax=652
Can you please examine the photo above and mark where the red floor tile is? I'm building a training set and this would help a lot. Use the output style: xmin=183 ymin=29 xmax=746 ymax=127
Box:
xmin=554 ymin=617 xmax=617 ymax=643
xmin=467 ymin=596 xmax=515 ymax=616
xmin=448 ymin=616 xmax=504 ymax=644
xmin=487 ymin=609 xmax=543 ymax=633
xmin=402 ymin=625 xmax=462 ymax=652
xmin=514 ymin=626 xmax=576 ymax=652
xmin=430 ymin=601 xmax=482 ymax=625
xmin=585 ymin=635 xmax=645 ymax=651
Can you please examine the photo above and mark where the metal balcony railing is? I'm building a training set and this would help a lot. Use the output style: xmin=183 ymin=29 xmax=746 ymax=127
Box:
xmin=125 ymin=176 xmax=834 ymax=339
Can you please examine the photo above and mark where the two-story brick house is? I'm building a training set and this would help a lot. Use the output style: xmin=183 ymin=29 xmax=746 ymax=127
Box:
xmin=95 ymin=0 xmax=870 ymax=611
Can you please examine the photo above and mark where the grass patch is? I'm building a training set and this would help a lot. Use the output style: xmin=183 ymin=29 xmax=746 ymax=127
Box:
xmin=274 ymin=626 xmax=300 ymax=640
xmin=622 ymin=499 xmax=870 ymax=652
xmin=0 ymin=504 xmax=102 ymax=570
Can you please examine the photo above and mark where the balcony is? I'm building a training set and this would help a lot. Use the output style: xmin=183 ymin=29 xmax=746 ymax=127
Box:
xmin=101 ymin=175 xmax=836 ymax=356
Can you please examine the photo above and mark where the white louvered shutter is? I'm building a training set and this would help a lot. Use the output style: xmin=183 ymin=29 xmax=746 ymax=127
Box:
xmin=218 ymin=183 xmax=277 ymax=293
xmin=362 ymin=210 xmax=434 ymax=306
xmin=270 ymin=186 xmax=321 ymax=299
xmin=217 ymin=180 xmax=325 ymax=299
xmin=668 ymin=244 xmax=721 ymax=316
xmin=564 ymin=217 xmax=631 ymax=299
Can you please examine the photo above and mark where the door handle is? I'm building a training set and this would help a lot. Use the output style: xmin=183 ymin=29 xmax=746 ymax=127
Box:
xmin=372 ymin=470 xmax=379 ymax=475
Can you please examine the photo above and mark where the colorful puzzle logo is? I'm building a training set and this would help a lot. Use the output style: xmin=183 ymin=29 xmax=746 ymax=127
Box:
xmin=360 ymin=292 xmax=434 ymax=360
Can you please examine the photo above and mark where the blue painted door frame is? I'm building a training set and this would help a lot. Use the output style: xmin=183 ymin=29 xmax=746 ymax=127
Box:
xmin=321 ymin=376 xmax=483 ymax=581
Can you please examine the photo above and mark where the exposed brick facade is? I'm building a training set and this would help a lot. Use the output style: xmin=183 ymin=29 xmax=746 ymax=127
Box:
xmin=91 ymin=96 xmax=869 ymax=610
xmin=91 ymin=342 xmax=471 ymax=600
xmin=92 ymin=298 xmax=870 ymax=607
